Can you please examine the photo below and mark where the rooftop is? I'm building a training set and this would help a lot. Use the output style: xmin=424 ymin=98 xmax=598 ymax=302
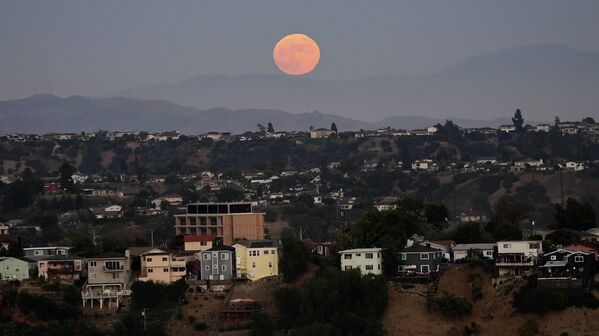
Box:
xmin=339 ymin=248 xmax=383 ymax=254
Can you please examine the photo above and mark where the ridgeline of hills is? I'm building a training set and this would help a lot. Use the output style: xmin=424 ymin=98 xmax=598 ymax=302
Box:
xmin=109 ymin=44 xmax=599 ymax=122
xmin=0 ymin=94 xmax=526 ymax=134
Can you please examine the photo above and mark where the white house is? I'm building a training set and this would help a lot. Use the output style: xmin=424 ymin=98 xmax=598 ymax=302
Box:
xmin=411 ymin=159 xmax=438 ymax=171
xmin=71 ymin=173 xmax=88 ymax=184
xmin=453 ymin=243 xmax=496 ymax=261
xmin=499 ymin=125 xmax=516 ymax=133
xmin=561 ymin=161 xmax=585 ymax=171
xmin=496 ymin=240 xmax=542 ymax=278
xmin=339 ymin=248 xmax=383 ymax=275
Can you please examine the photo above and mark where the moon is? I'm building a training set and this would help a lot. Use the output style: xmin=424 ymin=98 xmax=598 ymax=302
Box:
xmin=273 ymin=33 xmax=320 ymax=76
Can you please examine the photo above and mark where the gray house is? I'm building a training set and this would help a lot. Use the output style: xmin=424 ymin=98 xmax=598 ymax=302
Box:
xmin=398 ymin=244 xmax=443 ymax=274
xmin=199 ymin=245 xmax=235 ymax=280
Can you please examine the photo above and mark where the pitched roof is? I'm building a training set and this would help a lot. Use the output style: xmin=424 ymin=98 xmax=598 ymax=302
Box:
xmin=206 ymin=244 xmax=235 ymax=252
xmin=399 ymin=245 xmax=442 ymax=253
xmin=249 ymin=241 xmax=275 ymax=248
xmin=127 ymin=246 xmax=156 ymax=257
xmin=453 ymin=243 xmax=496 ymax=251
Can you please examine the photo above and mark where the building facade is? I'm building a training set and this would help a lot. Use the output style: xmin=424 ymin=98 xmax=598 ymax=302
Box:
xmin=82 ymin=252 xmax=132 ymax=309
xmin=184 ymin=235 xmax=215 ymax=252
xmin=175 ymin=202 xmax=264 ymax=245
xmin=37 ymin=255 xmax=84 ymax=283
xmin=137 ymin=247 xmax=187 ymax=283
xmin=398 ymin=244 xmax=443 ymax=274
xmin=234 ymin=241 xmax=279 ymax=280
xmin=23 ymin=246 xmax=72 ymax=260
xmin=496 ymin=240 xmax=543 ymax=278
xmin=198 ymin=245 xmax=235 ymax=280
xmin=339 ymin=248 xmax=383 ymax=275
xmin=453 ymin=243 xmax=496 ymax=262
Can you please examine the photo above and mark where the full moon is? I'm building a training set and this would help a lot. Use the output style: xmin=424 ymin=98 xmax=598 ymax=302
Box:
xmin=273 ymin=33 xmax=320 ymax=76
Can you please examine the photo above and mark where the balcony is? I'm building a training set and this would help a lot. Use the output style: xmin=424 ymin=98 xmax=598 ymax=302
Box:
xmin=103 ymin=265 xmax=124 ymax=272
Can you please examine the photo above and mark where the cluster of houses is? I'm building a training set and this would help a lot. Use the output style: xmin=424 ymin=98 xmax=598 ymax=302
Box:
xmin=0 ymin=202 xmax=281 ymax=310
xmin=339 ymin=235 xmax=598 ymax=289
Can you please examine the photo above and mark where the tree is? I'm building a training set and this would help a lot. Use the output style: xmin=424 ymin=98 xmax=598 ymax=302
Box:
xmin=554 ymin=198 xmax=597 ymax=230
xmin=582 ymin=117 xmax=596 ymax=124
xmin=280 ymin=229 xmax=310 ymax=282
xmin=512 ymin=109 xmax=524 ymax=132
xmin=267 ymin=122 xmax=275 ymax=133
xmin=59 ymin=161 xmax=76 ymax=192
xmin=330 ymin=122 xmax=338 ymax=133
xmin=554 ymin=116 xmax=561 ymax=127
xmin=486 ymin=196 xmax=530 ymax=240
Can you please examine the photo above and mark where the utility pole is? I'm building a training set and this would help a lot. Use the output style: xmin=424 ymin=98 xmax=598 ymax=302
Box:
xmin=142 ymin=308 xmax=148 ymax=333
xmin=150 ymin=229 xmax=154 ymax=247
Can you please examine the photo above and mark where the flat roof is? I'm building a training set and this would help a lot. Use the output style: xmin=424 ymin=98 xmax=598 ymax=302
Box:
xmin=339 ymin=248 xmax=383 ymax=254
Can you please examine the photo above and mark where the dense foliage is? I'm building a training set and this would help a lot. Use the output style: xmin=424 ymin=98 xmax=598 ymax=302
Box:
xmin=274 ymin=267 xmax=388 ymax=336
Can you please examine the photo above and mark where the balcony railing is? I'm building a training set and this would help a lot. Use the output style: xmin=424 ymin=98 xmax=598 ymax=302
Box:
xmin=496 ymin=260 xmax=534 ymax=266
xmin=103 ymin=265 xmax=124 ymax=272
xmin=81 ymin=289 xmax=131 ymax=299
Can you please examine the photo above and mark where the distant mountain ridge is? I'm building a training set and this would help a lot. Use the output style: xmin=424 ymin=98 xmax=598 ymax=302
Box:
xmin=0 ymin=95 xmax=536 ymax=134
xmin=109 ymin=44 xmax=599 ymax=122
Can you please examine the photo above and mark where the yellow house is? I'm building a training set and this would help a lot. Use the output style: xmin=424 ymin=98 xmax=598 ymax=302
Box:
xmin=233 ymin=241 xmax=278 ymax=281
xmin=137 ymin=247 xmax=186 ymax=283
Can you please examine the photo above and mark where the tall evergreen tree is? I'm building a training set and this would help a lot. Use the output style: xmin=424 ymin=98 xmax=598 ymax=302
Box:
xmin=267 ymin=122 xmax=275 ymax=133
xmin=512 ymin=109 xmax=524 ymax=132
xmin=330 ymin=122 xmax=338 ymax=132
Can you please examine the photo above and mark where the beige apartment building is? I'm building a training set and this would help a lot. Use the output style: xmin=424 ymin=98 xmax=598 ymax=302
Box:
xmin=175 ymin=202 xmax=265 ymax=245
xmin=82 ymin=251 xmax=132 ymax=309
xmin=137 ymin=247 xmax=187 ymax=283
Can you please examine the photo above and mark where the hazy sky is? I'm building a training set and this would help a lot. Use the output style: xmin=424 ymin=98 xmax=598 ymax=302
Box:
xmin=1 ymin=0 xmax=599 ymax=100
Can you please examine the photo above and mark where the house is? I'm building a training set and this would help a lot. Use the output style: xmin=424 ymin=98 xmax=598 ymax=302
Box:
xmin=82 ymin=251 xmax=132 ymax=309
xmin=496 ymin=240 xmax=542 ymax=278
xmin=411 ymin=159 xmax=438 ymax=171
xmin=499 ymin=125 xmax=516 ymax=133
xmin=89 ymin=204 xmax=123 ymax=219
xmin=339 ymin=248 xmax=383 ymax=275
xmin=233 ymin=240 xmax=279 ymax=281
xmin=137 ymin=247 xmax=186 ymax=284
xmin=23 ymin=246 xmax=72 ymax=260
xmin=0 ymin=257 xmax=31 ymax=281
xmin=198 ymin=245 xmax=235 ymax=281
xmin=560 ymin=161 xmax=585 ymax=172
xmin=564 ymin=243 xmax=599 ymax=260
xmin=71 ymin=173 xmax=88 ymax=184
xmin=37 ymin=255 xmax=84 ymax=284
xmin=538 ymin=249 xmax=595 ymax=289
xmin=184 ymin=235 xmax=215 ymax=252
xmin=310 ymin=128 xmax=335 ymax=139
xmin=151 ymin=195 xmax=183 ymax=209
xmin=303 ymin=240 xmax=334 ymax=257
xmin=43 ymin=182 xmax=63 ymax=194
xmin=534 ymin=124 xmax=551 ymax=132
xmin=398 ymin=244 xmax=443 ymax=274
xmin=453 ymin=243 xmax=496 ymax=262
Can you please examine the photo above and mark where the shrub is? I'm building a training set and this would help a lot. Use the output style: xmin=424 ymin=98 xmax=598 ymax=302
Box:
xmin=175 ymin=312 xmax=183 ymax=320
xmin=518 ymin=320 xmax=539 ymax=336
xmin=187 ymin=316 xmax=196 ymax=324
xmin=431 ymin=293 xmax=473 ymax=317
xmin=513 ymin=287 xmax=568 ymax=314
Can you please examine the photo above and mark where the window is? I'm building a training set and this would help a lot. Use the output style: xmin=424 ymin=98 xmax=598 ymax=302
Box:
xmin=222 ymin=265 xmax=227 ymax=271
xmin=147 ymin=257 xmax=153 ymax=262
xmin=365 ymin=253 xmax=373 ymax=259
xmin=90 ymin=261 xmax=97 ymax=267
xmin=148 ymin=269 xmax=154 ymax=273
xmin=378 ymin=264 xmax=381 ymax=270
xmin=420 ymin=253 xmax=429 ymax=260
xmin=204 ymin=265 xmax=209 ymax=271
xmin=272 ymin=250 xmax=276 ymax=254
xmin=200 ymin=241 xmax=207 ymax=246
xmin=90 ymin=272 xmax=96 ymax=279
xmin=575 ymin=256 xmax=584 ymax=263
xmin=344 ymin=266 xmax=352 ymax=270
xmin=252 ymin=262 xmax=256 ymax=268
xmin=163 ymin=268 xmax=168 ymax=272
xmin=112 ymin=273 xmax=119 ymax=279
xmin=550 ymin=255 xmax=557 ymax=261
xmin=400 ymin=253 xmax=406 ymax=260
xmin=221 ymin=253 xmax=229 ymax=260
xmin=34 ymin=250 xmax=43 ymax=256
xmin=162 ymin=257 xmax=168 ymax=262
xmin=365 ymin=265 xmax=374 ymax=270
xmin=210 ymin=217 xmax=217 ymax=226
xmin=503 ymin=244 xmax=511 ymax=249
xmin=213 ymin=264 xmax=218 ymax=269
xmin=344 ymin=254 xmax=352 ymax=259
xmin=203 ymin=254 xmax=210 ymax=260
xmin=356 ymin=254 xmax=361 ymax=257
xmin=269 ymin=262 xmax=272 ymax=267
xmin=529 ymin=243 xmax=540 ymax=249
xmin=264 ymin=250 xmax=269 ymax=255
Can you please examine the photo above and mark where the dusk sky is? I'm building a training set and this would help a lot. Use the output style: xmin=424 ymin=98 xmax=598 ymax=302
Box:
xmin=2 ymin=0 xmax=599 ymax=100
